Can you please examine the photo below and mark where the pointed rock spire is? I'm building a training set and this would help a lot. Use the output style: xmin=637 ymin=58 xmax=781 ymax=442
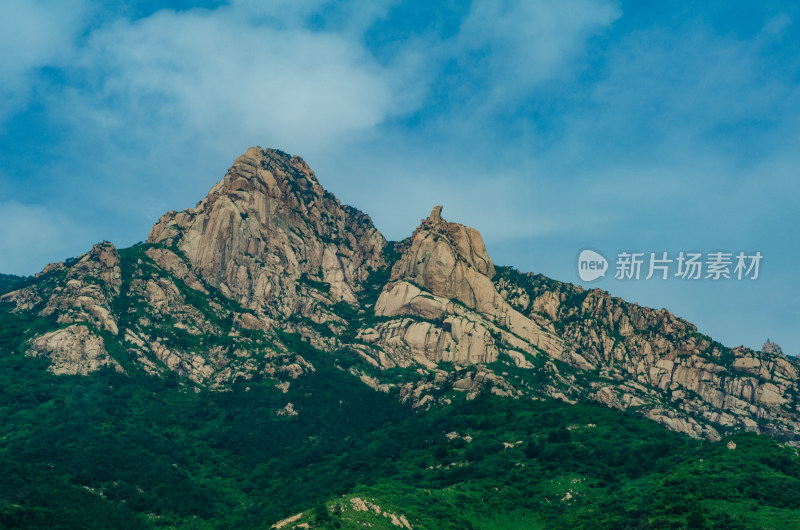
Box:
xmin=424 ymin=205 xmax=444 ymax=227
xmin=381 ymin=205 xmax=565 ymax=361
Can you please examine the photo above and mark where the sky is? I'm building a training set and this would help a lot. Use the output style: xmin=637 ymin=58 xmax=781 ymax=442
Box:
xmin=1 ymin=0 xmax=798 ymax=355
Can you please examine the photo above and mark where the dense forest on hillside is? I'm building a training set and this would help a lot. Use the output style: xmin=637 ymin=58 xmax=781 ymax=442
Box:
xmin=1 ymin=300 xmax=800 ymax=529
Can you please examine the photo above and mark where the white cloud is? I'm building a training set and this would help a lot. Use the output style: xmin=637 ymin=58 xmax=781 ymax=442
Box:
xmin=455 ymin=0 xmax=620 ymax=102
xmin=0 ymin=1 xmax=432 ymax=257
xmin=378 ymin=0 xmax=621 ymax=159
xmin=58 ymin=3 xmax=415 ymax=157
xmin=583 ymin=19 xmax=800 ymax=161
xmin=0 ymin=0 xmax=90 ymax=120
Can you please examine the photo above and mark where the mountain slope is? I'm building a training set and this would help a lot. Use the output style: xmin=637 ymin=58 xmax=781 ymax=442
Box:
xmin=1 ymin=146 xmax=799 ymax=444
xmin=493 ymin=267 xmax=800 ymax=440
xmin=148 ymin=147 xmax=386 ymax=310
xmin=1 ymin=346 xmax=800 ymax=529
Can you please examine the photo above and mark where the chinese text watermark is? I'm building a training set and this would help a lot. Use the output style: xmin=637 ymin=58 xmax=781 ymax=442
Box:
xmin=578 ymin=250 xmax=762 ymax=282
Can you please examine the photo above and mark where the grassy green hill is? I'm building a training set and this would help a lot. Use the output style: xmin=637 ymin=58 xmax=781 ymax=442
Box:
xmin=1 ymin=327 xmax=799 ymax=529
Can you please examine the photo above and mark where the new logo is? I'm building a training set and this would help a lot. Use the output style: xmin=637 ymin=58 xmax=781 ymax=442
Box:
xmin=578 ymin=249 xmax=607 ymax=282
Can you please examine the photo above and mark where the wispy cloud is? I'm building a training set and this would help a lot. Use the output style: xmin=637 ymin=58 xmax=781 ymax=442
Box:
xmin=2 ymin=1 xmax=430 ymax=259
xmin=0 ymin=0 xmax=90 ymax=121
xmin=455 ymin=0 xmax=620 ymax=102
xmin=580 ymin=17 xmax=800 ymax=164
xmin=66 ymin=3 xmax=412 ymax=153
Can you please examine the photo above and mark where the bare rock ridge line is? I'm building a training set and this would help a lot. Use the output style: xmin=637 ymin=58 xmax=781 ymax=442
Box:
xmin=363 ymin=204 xmax=576 ymax=368
xmin=5 ymin=242 xmax=124 ymax=376
xmin=148 ymin=146 xmax=387 ymax=312
xmin=2 ymin=146 xmax=799 ymax=444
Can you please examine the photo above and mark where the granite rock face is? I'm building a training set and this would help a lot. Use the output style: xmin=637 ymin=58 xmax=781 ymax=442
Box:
xmin=148 ymin=147 xmax=386 ymax=315
xmin=494 ymin=270 xmax=800 ymax=440
xmin=29 ymin=324 xmax=121 ymax=376
xmin=3 ymin=241 xmax=122 ymax=335
xmin=2 ymin=242 xmax=123 ymax=375
xmin=762 ymin=340 xmax=784 ymax=356
xmin=5 ymin=147 xmax=800 ymax=443
xmin=362 ymin=206 xmax=572 ymax=370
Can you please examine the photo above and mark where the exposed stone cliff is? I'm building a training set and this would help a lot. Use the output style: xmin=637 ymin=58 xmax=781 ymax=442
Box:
xmin=3 ymin=147 xmax=799 ymax=443
xmin=494 ymin=269 xmax=800 ymax=440
xmin=148 ymin=147 xmax=386 ymax=315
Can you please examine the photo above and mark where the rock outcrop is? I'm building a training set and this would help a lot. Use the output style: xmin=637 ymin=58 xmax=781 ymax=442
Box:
xmin=4 ymin=147 xmax=800 ymax=444
xmin=42 ymin=242 xmax=122 ymax=335
xmin=762 ymin=340 xmax=784 ymax=356
xmin=494 ymin=268 xmax=800 ymax=440
xmin=3 ymin=241 xmax=121 ymax=335
xmin=29 ymin=324 xmax=121 ymax=376
xmin=148 ymin=147 xmax=386 ymax=316
xmin=362 ymin=206 xmax=574 ymax=370
xmin=2 ymin=242 xmax=123 ymax=375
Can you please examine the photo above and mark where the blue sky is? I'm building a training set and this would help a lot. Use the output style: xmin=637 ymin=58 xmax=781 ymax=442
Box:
xmin=1 ymin=0 xmax=798 ymax=355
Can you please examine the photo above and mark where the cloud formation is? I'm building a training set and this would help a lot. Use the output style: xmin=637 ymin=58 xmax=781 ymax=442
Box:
xmin=0 ymin=0 xmax=90 ymax=121
xmin=64 ymin=2 xmax=415 ymax=153
xmin=456 ymin=0 xmax=620 ymax=101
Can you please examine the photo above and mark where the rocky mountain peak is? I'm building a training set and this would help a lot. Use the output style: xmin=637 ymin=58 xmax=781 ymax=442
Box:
xmin=763 ymin=340 xmax=784 ymax=356
xmin=395 ymin=205 xmax=495 ymax=292
xmin=220 ymin=146 xmax=321 ymax=200
xmin=5 ymin=146 xmax=800 ymax=446
xmin=1 ymin=241 xmax=124 ymax=375
xmin=148 ymin=148 xmax=386 ymax=314
xmin=367 ymin=206 xmax=566 ymax=370
xmin=423 ymin=205 xmax=444 ymax=227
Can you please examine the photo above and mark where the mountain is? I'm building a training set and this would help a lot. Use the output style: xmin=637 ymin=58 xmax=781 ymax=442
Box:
xmin=2 ymin=147 xmax=800 ymax=528
xmin=3 ymin=147 xmax=798 ymax=442
xmin=147 ymin=146 xmax=387 ymax=310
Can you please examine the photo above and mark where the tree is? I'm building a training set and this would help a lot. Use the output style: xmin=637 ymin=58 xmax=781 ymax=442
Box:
xmin=686 ymin=509 xmax=707 ymax=529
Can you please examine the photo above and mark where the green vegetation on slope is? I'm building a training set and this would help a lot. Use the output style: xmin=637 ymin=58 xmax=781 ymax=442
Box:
xmin=2 ymin=249 xmax=799 ymax=529
xmin=0 ymin=335 xmax=415 ymax=529
xmin=1 ymin=327 xmax=799 ymax=529
xmin=0 ymin=273 xmax=27 ymax=295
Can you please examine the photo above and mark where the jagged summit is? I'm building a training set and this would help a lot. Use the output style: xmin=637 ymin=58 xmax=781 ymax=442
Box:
xmin=763 ymin=340 xmax=784 ymax=356
xmin=3 ymin=147 xmax=800 ymax=443
xmin=404 ymin=204 xmax=495 ymax=280
xmin=423 ymin=204 xmax=444 ymax=226
xmin=148 ymin=147 xmax=386 ymax=311
xmin=219 ymin=147 xmax=320 ymax=196
xmin=368 ymin=204 xmax=566 ymax=370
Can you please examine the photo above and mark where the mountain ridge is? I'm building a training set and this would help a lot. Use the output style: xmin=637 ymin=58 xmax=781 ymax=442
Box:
xmin=2 ymin=146 xmax=798 ymax=444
